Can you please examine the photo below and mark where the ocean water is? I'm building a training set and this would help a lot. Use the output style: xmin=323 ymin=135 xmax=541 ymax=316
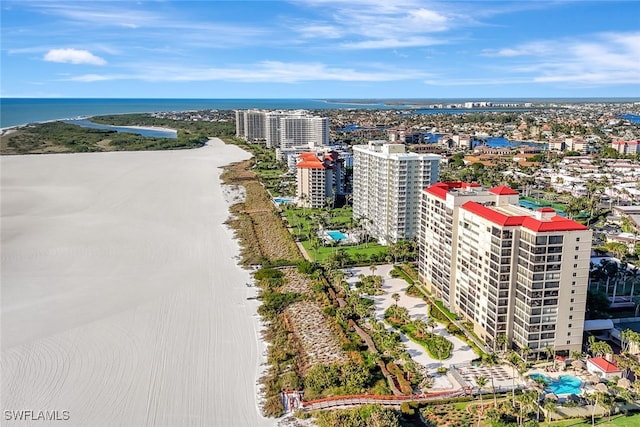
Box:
xmin=2 ymin=97 xmax=639 ymax=129
xmin=1 ymin=98 xmax=344 ymax=128
xmin=65 ymin=119 xmax=178 ymax=139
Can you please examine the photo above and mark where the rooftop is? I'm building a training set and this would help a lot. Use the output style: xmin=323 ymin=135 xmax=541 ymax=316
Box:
xmin=587 ymin=357 xmax=621 ymax=374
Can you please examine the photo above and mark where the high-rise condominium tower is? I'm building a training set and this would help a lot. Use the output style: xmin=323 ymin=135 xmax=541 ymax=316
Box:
xmin=418 ymin=182 xmax=592 ymax=357
xmin=352 ymin=141 xmax=441 ymax=245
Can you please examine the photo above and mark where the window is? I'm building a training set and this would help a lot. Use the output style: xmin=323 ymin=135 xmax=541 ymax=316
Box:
xmin=567 ymin=340 xmax=571 ymax=345
xmin=570 ymin=298 xmax=574 ymax=303
xmin=575 ymin=246 xmax=579 ymax=250
xmin=574 ymin=255 xmax=579 ymax=260
xmin=569 ymin=315 xmax=573 ymax=320
xmin=549 ymin=236 xmax=563 ymax=244
xmin=568 ymin=332 xmax=571 ymax=336
xmin=574 ymin=264 xmax=578 ymax=268
xmin=571 ymin=290 xmax=575 ymax=294
xmin=568 ymin=324 xmax=572 ymax=328
xmin=570 ymin=307 xmax=574 ymax=311
xmin=572 ymin=272 xmax=577 ymax=277
xmin=576 ymin=237 xmax=580 ymax=242
xmin=572 ymin=281 xmax=576 ymax=286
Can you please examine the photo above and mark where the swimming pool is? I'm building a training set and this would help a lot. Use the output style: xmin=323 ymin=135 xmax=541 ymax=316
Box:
xmin=273 ymin=197 xmax=294 ymax=206
xmin=529 ymin=373 xmax=582 ymax=395
xmin=327 ymin=230 xmax=348 ymax=241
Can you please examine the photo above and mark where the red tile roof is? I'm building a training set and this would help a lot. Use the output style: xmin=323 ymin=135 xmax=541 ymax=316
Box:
xmin=425 ymin=183 xmax=450 ymax=200
xmin=297 ymin=152 xmax=326 ymax=169
xmin=489 ymin=185 xmax=519 ymax=196
xmin=588 ymin=357 xmax=621 ymax=374
xmin=461 ymin=201 xmax=526 ymax=226
xmin=297 ymin=160 xmax=325 ymax=169
xmin=424 ymin=182 xmax=481 ymax=200
xmin=521 ymin=215 xmax=589 ymax=232
xmin=462 ymin=201 xmax=589 ymax=232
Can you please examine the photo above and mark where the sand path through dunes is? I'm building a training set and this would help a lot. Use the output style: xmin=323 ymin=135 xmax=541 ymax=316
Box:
xmin=1 ymin=139 xmax=274 ymax=426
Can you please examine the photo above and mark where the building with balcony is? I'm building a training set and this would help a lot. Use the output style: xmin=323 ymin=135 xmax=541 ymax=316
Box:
xmin=296 ymin=152 xmax=343 ymax=209
xmin=235 ymin=109 xmax=329 ymax=149
xmin=418 ymin=182 xmax=592 ymax=357
xmin=353 ymin=141 xmax=441 ymax=245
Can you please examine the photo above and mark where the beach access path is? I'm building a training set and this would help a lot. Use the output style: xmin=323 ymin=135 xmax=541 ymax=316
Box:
xmin=343 ymin=264 xmax=478 ymax=389
xmin=1 ymin=138 xmax=274 ymax=426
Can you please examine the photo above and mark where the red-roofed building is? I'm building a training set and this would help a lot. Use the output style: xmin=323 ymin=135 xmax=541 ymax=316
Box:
xmin=419 ymin=183 xmax=592 ymax=357
xmin=587 ymin=357 xmax=622 ymax=380
xmin=611 ymin=140 xmax=639 ymax=155
xmin=296 ymin=152 xmax=342 ymax=208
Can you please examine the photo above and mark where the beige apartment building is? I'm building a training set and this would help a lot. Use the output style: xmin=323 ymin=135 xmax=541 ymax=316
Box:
xmin=419 ymin=182 xmax=592 ymax=357
xmin=296 ymin=152 xmax=341 ymax=209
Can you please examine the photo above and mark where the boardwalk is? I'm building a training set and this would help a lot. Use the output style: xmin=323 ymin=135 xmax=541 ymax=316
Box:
xmin=299 ymin=389 xmax=470 ymax=411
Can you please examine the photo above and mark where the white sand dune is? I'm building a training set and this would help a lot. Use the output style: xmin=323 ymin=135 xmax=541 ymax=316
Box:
xmin=1 ymin=139 xmax=274 ymax=426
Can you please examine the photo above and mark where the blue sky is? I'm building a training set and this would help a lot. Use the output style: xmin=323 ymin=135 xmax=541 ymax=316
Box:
xmin=2 ymin=0 xmax=639 ymax=98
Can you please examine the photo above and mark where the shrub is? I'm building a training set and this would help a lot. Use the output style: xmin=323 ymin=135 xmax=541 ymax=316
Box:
xmin=297 ymin=260 xmax=319 ymax=275
xmin=400 ymin=401 xmax=415 ymax=415
xmin=387 ymin=362 xmax=413 ymax=395
xmin=254 ymin=267 xmax=284 ymax=280
xmin=263 ymin=394 xmax=284 ymax=417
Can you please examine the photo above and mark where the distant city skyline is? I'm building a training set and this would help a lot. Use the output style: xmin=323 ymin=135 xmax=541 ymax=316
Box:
xmin=2 ymin=1 xmax=639 ymax=99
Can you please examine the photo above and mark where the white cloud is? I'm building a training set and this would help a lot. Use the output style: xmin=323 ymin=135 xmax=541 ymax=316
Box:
xmin=67 ymin=73 xmax=114 ymax=82
xmin=341 ymin=36 xmax=444 ymax=49
xmin=65 ymin=61 xmax=428 ymax=83
xmin=44 ymin=48 xmax=106 ymax=65
xmin=478 ymin=31 xmax=640 ymax=86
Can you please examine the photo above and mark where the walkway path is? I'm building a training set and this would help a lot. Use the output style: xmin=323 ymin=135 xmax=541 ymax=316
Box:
xmin=344 ymin=264 xmax=478 ymax=377
xmin=301 ymin=388 xmax=470 ymax=411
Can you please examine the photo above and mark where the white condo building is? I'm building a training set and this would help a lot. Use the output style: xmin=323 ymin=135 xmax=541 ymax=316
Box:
xmin=352 ymin=141 xmax=441 ymax=245
xmin=235 ymin=110 xmax=329 ymax=149
xmin=418 ymin=182 xmax=592 ymax=356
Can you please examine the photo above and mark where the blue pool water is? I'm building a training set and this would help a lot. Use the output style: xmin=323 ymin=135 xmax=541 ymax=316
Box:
xmin=327 ymin=230 xmax=348 ymax=241
xmin=529 ymin=373 xmax=582 ymax=395
xmin=273 ymin=197 xmax=295 ymax=205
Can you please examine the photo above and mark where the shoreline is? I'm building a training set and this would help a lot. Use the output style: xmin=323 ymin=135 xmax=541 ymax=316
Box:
xmin=1 ymin=120 xmax=178 ymax=135
xmin=1 ymin=138 xmax=274 ymax=426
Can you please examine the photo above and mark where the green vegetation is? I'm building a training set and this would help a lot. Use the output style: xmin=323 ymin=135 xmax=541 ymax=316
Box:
xmin=547 ymin=413 xmax=640 ymax=426
xmin=385 ymin=307 xmax=453 ymax=360
xmin=1 ymin=120 xmax=212 ymax=154
xmin=313 ymin=404 xmax=401 ymax=427
xmin=304 ymin=362 xmax=372 ymax=400
xmin=90 ymin=113 xmax=235 ymax=136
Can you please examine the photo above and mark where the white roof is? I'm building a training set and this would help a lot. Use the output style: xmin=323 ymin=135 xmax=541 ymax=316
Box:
xmin=583 ymin=319 xmax=614 ymax=331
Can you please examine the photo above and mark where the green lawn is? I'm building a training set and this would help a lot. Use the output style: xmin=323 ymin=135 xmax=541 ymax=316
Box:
xmin=549 ymin=413 xmax=640 ymax=426
xmin=301 ymin=240 xmax=388 ymax=263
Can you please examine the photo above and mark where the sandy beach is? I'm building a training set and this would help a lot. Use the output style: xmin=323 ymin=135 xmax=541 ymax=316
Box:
xmin=1 ymin=138 xmax=274 ymax=426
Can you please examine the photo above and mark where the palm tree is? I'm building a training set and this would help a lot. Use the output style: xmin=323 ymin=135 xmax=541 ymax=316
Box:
xmin=506 ymin=351 xmax=520 ymax=406
xmin=532 ymin=376 xmax=547 ymax=422
xmin=369 ymin=264 xmax=377 ymax=276
xmin=391 ymin=292 xmax=400 ymax=306
xmin=483 ymin=352 xmax=500 ymax=406
xmin=413 ymin=319 xmax=428 ymax=338
xmin=545 ymin=345 xmax=554 ymax=366
xmin=520 ymin=344 xmax=531 ymax=361
xmin=496 ymin=333 xmax=508 ymax=354
xmin=516 ymin=390 xmax=534 ymax=427
xmin=475 ymin=376 xmax=488 ymax=427
xmin=426 ymin=318 xmax=437 ymax=334
xmin=543 ymin=399 xmax=557 ymax=426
